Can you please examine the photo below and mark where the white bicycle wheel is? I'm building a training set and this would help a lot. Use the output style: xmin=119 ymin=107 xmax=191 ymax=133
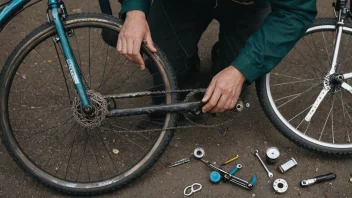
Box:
xmin=256 ymin=18 xmax=352 ymax=154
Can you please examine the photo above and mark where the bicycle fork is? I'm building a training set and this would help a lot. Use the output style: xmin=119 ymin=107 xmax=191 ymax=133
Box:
xmin=48 ymin=0 xmax=93 ymax=114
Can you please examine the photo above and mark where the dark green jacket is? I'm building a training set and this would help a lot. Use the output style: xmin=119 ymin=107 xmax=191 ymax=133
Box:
xmin=121 ymin=0 xmax=317 ymax=83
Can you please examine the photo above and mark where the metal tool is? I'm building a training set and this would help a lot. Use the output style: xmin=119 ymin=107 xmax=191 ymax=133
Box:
xmin=273 ymin=179 xmax=288 ymax=194
xmin=254 ymin=150 xmax=273 ymax=178
xmin=229 ymin=164 xmax=242 ymax=175
xmin=300 ymin=173 xmax=336 ymax=187
xmin=167 ymin=157 xmax=191 ymax=168
xmin=220 ymin=155 xmax=239 ymax=166
xmin=184 ymin=183 xmax=202 ymax=196
xmin=279 ymin=158 xmax=297 ymax=173
xmin=266 ymin=147 xmax=280 ymax=164
xmin=194 ymin=148 xmax=256 ymax=190
xmin=193 ymin=148 xmax=205 ymax=159
xmin=209 ymin=164 xmax=242 ymax=184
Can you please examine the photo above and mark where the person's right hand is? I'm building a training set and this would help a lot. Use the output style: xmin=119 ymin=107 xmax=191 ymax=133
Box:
xmin=117 ymin=10 xmax=157 ymax=70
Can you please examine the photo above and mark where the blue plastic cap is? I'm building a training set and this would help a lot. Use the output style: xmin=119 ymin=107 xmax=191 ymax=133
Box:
xmin=209 ymin=171 xmax=222 ymax=184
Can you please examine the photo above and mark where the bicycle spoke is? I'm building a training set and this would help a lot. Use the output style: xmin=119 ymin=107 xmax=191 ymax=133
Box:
xmin=97 ymin=45 xmax=110 ymax=91
xmin=271 ymin=78 xmax=319 ymax=87
xmin=302 ymin=36 xmax=328 ymax=70
xmin=54 ymin=124 xmax=80 ymax=176
xmin=104 ymin=120 xmax=145 ymax=150
xmin=75 ymin=129 xmax=90 ymax=181
xmin=95 ymin=128 xmax=119 ymax=174
xmin=288 ymin=104 xmax=313 ymax=122
xmin=319 ymin=94 xmax=335 ymax=141
xmin=88 ymin=27 xmax=92 ymax=88
xmin=277 ymin=83 xmax=321 ymax=108
xmin=110 ymin=67 xmax=139 ymax=92
xmin=303 ymin=121 xmax=311 ymax=135
xmin=271 ymin=72 xmax=311 ymax=80
xmin=341 ymin=92 xmax=351 ymax=142
xmin=322 ymin=31 xmax=332 ymax=65
xmin=98 ymin=53 xmax=121 ymax=91
xmin=64 ymin=127 xmax=84 ymax=180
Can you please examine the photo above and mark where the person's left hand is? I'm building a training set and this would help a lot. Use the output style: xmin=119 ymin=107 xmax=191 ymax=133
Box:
xmin=202 ymin=66 xmax=246 ymax=113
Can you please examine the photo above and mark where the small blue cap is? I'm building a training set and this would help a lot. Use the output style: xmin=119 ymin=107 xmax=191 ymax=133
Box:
xmin=209 ymin=171 xmax=221 ymax=184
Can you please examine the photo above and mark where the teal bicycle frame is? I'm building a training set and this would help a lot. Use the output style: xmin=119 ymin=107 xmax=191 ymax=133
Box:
xmin=0 ymin=0 xmax=92 ymax=112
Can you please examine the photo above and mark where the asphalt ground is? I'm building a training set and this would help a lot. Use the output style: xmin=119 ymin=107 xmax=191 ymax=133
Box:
xmin=1 ymin=1 xmax=352 ymax=198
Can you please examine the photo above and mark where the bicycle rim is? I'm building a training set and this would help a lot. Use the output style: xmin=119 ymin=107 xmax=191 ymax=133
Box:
xmin=0 ymin=13 xmax=177 ymax=193
xmin=263 ymin=20 xmax=352 ymax=151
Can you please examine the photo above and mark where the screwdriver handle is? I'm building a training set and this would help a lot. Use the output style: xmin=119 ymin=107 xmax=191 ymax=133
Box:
xmin=314 ymin=173 xmax=336 ymax=183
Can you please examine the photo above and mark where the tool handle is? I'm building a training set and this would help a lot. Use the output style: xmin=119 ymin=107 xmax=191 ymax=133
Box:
xmin=249 ymin=175 xmax=257 ymax=187
xmin=314 ymin=173 xmax=336 ymax=183
xmin=229 ymin=167 xmax=238 ymax=175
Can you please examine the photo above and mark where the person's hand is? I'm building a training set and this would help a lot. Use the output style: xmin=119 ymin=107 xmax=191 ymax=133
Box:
xmin=117 ymin=10 xmax=157 ymax=69
xmin=202 ymin=66 xmax=246 ymax=113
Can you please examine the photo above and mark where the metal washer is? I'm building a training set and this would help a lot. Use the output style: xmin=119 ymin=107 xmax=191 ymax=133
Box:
xmin=193 ymin=148 xmax=205 ymax=159
xmin=273 ymin=179 xmax=288 ymax=194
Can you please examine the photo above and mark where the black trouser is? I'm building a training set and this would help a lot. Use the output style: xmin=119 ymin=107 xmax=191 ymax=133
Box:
xmin=148 ymin=0 xmax=270 ymax=88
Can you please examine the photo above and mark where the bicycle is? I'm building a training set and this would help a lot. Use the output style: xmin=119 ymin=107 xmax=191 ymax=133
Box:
xmin=0 ymin=0 xmax=351 ymax=195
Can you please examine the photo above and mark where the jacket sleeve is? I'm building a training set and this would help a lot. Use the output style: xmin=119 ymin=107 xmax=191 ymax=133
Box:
xmin=232 ymin=0 xmax=317 ymax=83
xmin=120 ymin=0 xmax=151 ymax=19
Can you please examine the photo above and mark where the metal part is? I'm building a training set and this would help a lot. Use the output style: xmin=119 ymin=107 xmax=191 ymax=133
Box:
xmin=266 ymin=147 xmax=280 ymax=164
xmin=108 ymin=101 xmax=203 ymax=117
xmin=184 ymin=183 xmax=202 ymax=196
xmin=182 ymin=90 xmax=242 ymax=127
xmin=229 ymin=164 xmax=242 ymax=175
xmin=300 ymin=173 xmax=336 ymax=187
xmin=279 ymin=158 xmax=297 ymax=173
xmin=199 ymin=158 xmax=255 ymax=190
xmin=305 ymin=88 xmax=330 ymax=122
xmin=220 ymin=155 xmax=239 ymax=166
xmin=273 ymin=179 xmax=288 ymax=194
xmin=167 ymin=158 xmax=191 ymax=168
xmin=193 ymin=148 xmax=205 ymax=159
xmin=254 ymin=150 xmax=273 ymax=178
xmin=193 ymin=148 xmax=255 ymax=190
xmin=72 ymin=90 xmax=108 ymax=128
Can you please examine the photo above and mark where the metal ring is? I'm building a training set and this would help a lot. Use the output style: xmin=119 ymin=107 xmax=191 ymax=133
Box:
xmin=193 ymin=148 xmax=205 ymax=159
xmin=273 ymin=179 xmax=288 ymax=194
xmin=237 ymin=164 xmax=243 ymax=169
xmin=184 ymin=183 xmax=202 ymax=196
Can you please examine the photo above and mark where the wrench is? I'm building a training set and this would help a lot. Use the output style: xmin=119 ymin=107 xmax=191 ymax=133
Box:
xmin=254 ymin=150 xmax=273 ymax=178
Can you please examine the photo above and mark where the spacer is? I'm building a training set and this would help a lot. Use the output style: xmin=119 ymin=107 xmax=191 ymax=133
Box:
xmin=273 ymin=179 xmax=288 ymax=194
xmin=193 ymin=148 xmax=205 ymax=159
xmin=266 ymin=147 xmax=280 ymax=164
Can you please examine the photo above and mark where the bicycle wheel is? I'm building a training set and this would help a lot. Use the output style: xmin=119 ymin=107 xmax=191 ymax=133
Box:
xmin=256 ymin=18 xmax=352 ymax=154
xmin=0 ymin=13 xmax=178 ymax=194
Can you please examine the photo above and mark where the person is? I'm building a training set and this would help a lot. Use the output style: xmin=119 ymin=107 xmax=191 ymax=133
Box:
xmin=116 ymin=0 xmax=317 ymax=113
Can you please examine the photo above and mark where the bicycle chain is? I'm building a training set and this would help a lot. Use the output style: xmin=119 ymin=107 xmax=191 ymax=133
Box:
xmin=106 ymin=88 xmax=237 ymax=133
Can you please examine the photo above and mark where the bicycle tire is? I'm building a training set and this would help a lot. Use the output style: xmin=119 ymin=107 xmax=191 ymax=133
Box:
xmin=256 ymin=18 xmax=352 ymax=155
xmin=0 ymin=13 xmax=178 ymax=194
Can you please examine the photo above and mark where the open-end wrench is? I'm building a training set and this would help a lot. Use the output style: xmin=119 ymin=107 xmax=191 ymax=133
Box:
xmin=254 ymin=150 xmax=273 ymax=178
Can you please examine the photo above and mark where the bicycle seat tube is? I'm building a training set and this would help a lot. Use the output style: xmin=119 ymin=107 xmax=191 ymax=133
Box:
xmin=48 ymin=0 xmax=93 ymax=114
